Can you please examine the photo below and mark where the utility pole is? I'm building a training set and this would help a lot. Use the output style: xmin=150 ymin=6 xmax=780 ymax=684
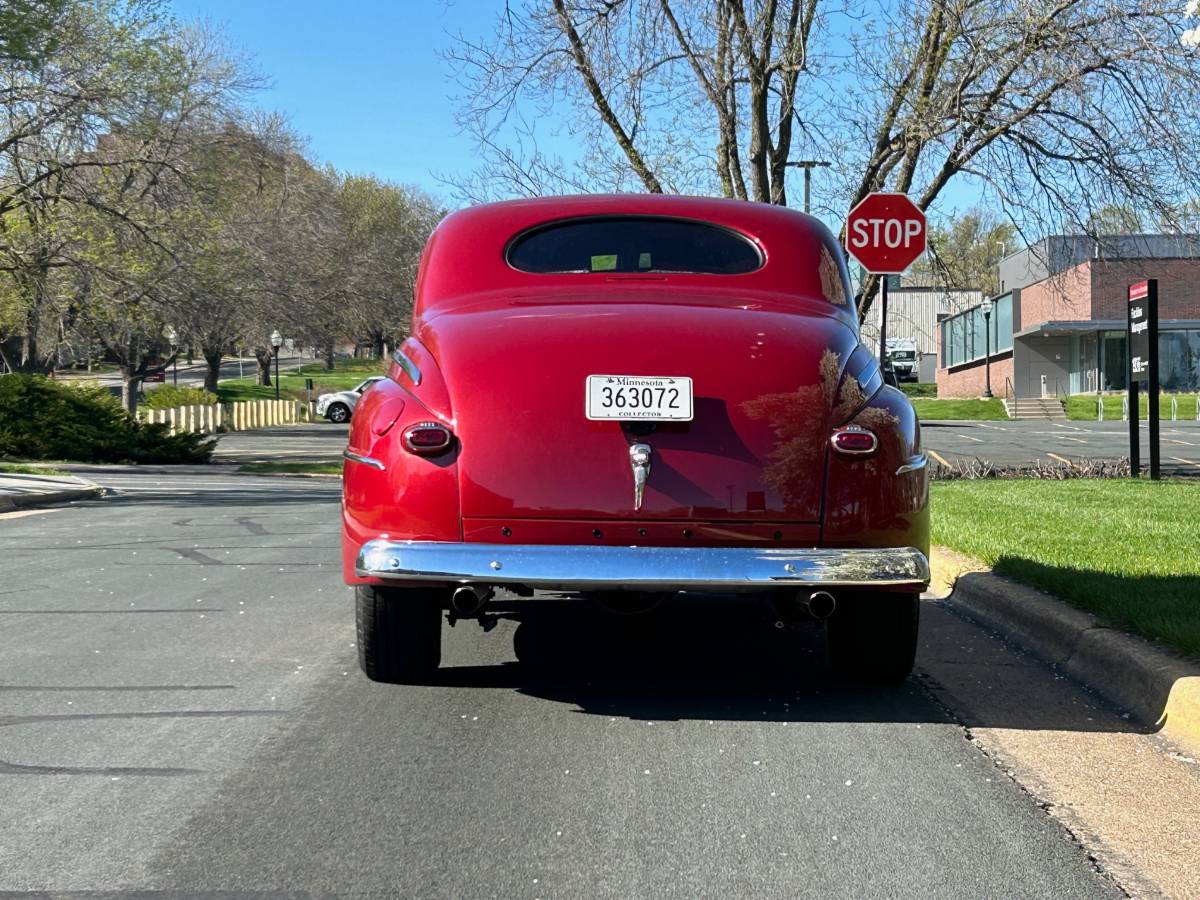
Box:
xmin=785 ymin=160 xmax=831 ymax=214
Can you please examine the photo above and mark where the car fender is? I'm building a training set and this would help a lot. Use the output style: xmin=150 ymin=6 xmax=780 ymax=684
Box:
xmin=341 ymin=376 xmax=461 ymax=584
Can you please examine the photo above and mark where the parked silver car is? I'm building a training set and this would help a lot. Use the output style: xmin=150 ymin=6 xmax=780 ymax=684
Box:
xmin=315 ymin=376 xmax=385 ymax=423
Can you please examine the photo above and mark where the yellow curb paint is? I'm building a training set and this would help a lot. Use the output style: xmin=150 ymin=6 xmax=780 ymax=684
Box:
xmin=1169 ymin=455 xmax=1200 ymax=471
xmin=927 ymin=545 xmax=988 ymax=600
xmin=927 ymin=449 xmax=951 ymax=468
xmin=1160 ymin=676 xmax=1200 ymax=756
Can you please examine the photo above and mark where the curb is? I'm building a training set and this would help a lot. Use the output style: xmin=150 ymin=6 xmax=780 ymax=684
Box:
xmin=242 ymin=472 xmax=341 ymax=479
xmin=931 ymin=546 xmax=1200 ymax=757
xmin=0 ymin=483 xmax=104 ymax=512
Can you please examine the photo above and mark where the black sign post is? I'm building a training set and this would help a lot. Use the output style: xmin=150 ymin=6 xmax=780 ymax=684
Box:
xmin=1127 ymin=279 xmax=1160 ymax=480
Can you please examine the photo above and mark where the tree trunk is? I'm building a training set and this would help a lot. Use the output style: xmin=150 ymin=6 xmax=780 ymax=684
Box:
xmin=323 ymin=339 xmax=335 ymax=371
xmin=121 ymin=369 xmax=142 ymax=416
xmin=203 ymin=348 xmax=223 ymax=394
xmin=17 ymin=263 xmax=52 ymax=373
xmin=255 ymin=348 xmax=273 ymax=386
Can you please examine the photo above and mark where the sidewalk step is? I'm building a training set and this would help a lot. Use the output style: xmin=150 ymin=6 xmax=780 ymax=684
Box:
xmin=1003 ymin=398 xmax=1068 ymax=420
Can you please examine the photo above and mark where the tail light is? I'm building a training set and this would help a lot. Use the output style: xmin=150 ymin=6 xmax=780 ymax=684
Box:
xmin=830 ymin=425 xmax=878 ymax=456
xmin=402 ymin=421 xmax=454 ymax=455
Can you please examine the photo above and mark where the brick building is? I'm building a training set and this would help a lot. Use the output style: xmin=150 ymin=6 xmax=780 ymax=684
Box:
xmin=936 ymin=235 xmax=1200 ymax=398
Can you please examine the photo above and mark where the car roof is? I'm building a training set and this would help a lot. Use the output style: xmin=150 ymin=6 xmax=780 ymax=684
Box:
xmin=413 ymin=194 xmax=855 ymax=326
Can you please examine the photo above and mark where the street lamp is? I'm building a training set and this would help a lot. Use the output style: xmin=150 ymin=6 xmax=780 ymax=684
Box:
xmin=270 ymin=329 xmax=283 ymax=401
xmin=164 ymin=326 xmax=178 ymax=385
xmin=980 ymin=299 xmax=994 ymax=399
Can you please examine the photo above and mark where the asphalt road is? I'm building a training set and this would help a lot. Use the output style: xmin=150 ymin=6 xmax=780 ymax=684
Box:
xmin=0 ymin=466 xmax=1135 ymax=897
xmin=922 ymin=419 xmax=1200 ymax=474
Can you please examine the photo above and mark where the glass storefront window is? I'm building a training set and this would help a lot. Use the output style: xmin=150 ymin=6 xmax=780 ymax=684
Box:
xmin=939 ymin=293 xmax=1013 ymax=368
xmin=1161 ymin=332 xmax=1189 ymax=391
xmin=995 ymin=295 xmax=1013 ymax=352
xmin=1100 ymin=331 xmax=1126 ymax=391
xmin=1189 ymin=330 xmax=1200 ymax=389
xmin=1096 ymin=329 xmax=1199 ymax=393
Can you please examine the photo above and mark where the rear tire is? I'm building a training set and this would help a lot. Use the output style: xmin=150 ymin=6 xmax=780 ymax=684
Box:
xmin=327 ymin=403 xmax=350 ymax=423
xmin=355 ymin=585 xmax=443 ymax=683
xmin=827 ymin=592 xmax=919 ymax=684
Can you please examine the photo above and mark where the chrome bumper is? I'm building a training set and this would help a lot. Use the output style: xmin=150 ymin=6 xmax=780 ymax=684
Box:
xmin=355 ymin=541 xmax=929 ymax=591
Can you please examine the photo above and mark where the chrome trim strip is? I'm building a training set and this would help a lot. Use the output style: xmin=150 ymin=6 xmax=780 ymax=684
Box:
xmin=355 ymin=541 xmax=929 ymax=591
xmin=392 ymin=349 xmax=422 ymax=386
xmin=857 ymin=356 xmax=884 ymax=396
xmin=343 ymin=450 xmax=386 ymax=471
xmin=896 ymin=453 xmax=928 ymax=475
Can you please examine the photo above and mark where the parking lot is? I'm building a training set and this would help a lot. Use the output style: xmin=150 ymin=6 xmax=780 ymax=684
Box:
xmin=922 ymin=419 xmax=1200 ymax=474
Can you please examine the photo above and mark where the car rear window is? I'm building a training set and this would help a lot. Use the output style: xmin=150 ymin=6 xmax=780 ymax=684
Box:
xmin=506 ymin=216 xmax=763 ymax=275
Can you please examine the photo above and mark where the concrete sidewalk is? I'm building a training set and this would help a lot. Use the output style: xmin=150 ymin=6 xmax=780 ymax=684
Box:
xmin=0 ymin=471 xmax=104 ymax=511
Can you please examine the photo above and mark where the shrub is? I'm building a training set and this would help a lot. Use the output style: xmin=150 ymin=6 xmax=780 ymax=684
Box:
xmin=0 ymin=375 xmax=215 ymax=464
xmin=901 ymin=382 xmax=937 ymax=398
xmin=143 ymin=384 xmax=217 ymax=409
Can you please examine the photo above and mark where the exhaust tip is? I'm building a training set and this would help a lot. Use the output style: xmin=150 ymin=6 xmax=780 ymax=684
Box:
xmin=805 ymin=590 xmax=837 ymax=620
xmin=451 ymin=585 xmax=493 ymax=616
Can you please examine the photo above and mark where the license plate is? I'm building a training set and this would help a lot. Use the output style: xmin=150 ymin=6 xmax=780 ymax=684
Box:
xmin=586 ymin=375 xmax=693 ymax=421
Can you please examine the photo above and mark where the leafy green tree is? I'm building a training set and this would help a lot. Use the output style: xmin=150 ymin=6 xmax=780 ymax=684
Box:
xmin=0 ymin=2 xmax=256 ymax=375
xmin=1086 ymin=204 xmax=1144 ymax=234
xmin=337 ymin=175 xmax=443 ymax=360
xmin=907 ymin=208 xmax=1016 ymax=296
xmin=0 ymin=0 xmax=68 ymax=64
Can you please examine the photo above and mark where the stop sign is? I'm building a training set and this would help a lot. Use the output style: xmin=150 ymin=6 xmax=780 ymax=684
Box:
xmin=845 ymin=192 xmax=926 ymax=274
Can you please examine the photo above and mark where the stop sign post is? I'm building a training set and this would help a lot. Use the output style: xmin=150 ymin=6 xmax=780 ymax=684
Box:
xmin=845 ymin=193 xmax=927 ymax=368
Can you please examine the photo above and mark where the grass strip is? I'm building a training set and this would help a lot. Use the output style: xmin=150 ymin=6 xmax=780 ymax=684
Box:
xmin=1065 ymin=393 xmax=1198 ymax=421
xmin=931 ymin=479 xmax=1200 ymax=658
xmin=0 ymin=461 xmax=68 ymax=476
xmin=239 ymin=461 xmax=342 ymax=476
xmin=911 ymin=397 xmax=1008 ymax=420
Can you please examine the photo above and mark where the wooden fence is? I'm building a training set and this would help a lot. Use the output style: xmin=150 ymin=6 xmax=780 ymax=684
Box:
xmin=139 ymin=399 xmax=312 ymax=435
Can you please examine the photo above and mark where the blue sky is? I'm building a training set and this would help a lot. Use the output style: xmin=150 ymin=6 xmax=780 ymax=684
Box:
xmin=167 ymin=1 xmax=981 ymax=222
xmin=169 ymin=0 xmax=483 ymax=200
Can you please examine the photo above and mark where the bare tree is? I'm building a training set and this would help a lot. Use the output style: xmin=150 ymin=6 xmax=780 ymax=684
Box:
xmin=447 ymin=0 xmax=1200 ymax=316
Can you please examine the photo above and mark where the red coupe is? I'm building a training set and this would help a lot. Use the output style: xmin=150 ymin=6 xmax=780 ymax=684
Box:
xmin=342 ymin=194 xmax=929 ymax=683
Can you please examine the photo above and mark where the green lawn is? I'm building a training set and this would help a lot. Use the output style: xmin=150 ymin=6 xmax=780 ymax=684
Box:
xmin=900 ymin=382 xmax=937 ymax=398
xmin=932 ymin=479 xmax=1200 ymax=658
xmin=911 ymin=397 xmax=1007 ymax=420
xmin=239 ymin=461 xmax=342 ymax=475
xmin=1065 ymin=393 xmax=1198 ymax=421
xmin=295 ymin=358 xmax=384 ymax=375
xmin=216 ymin=358 xmax=385 ymax=403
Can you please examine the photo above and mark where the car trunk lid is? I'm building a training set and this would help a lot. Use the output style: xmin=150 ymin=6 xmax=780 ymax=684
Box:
xmin=421 ymin=291 xmax=857 ymax=524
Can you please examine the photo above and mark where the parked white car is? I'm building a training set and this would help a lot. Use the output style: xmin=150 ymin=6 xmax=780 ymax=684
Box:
xmin=315 ymin=376 xmax=385 ymax=423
